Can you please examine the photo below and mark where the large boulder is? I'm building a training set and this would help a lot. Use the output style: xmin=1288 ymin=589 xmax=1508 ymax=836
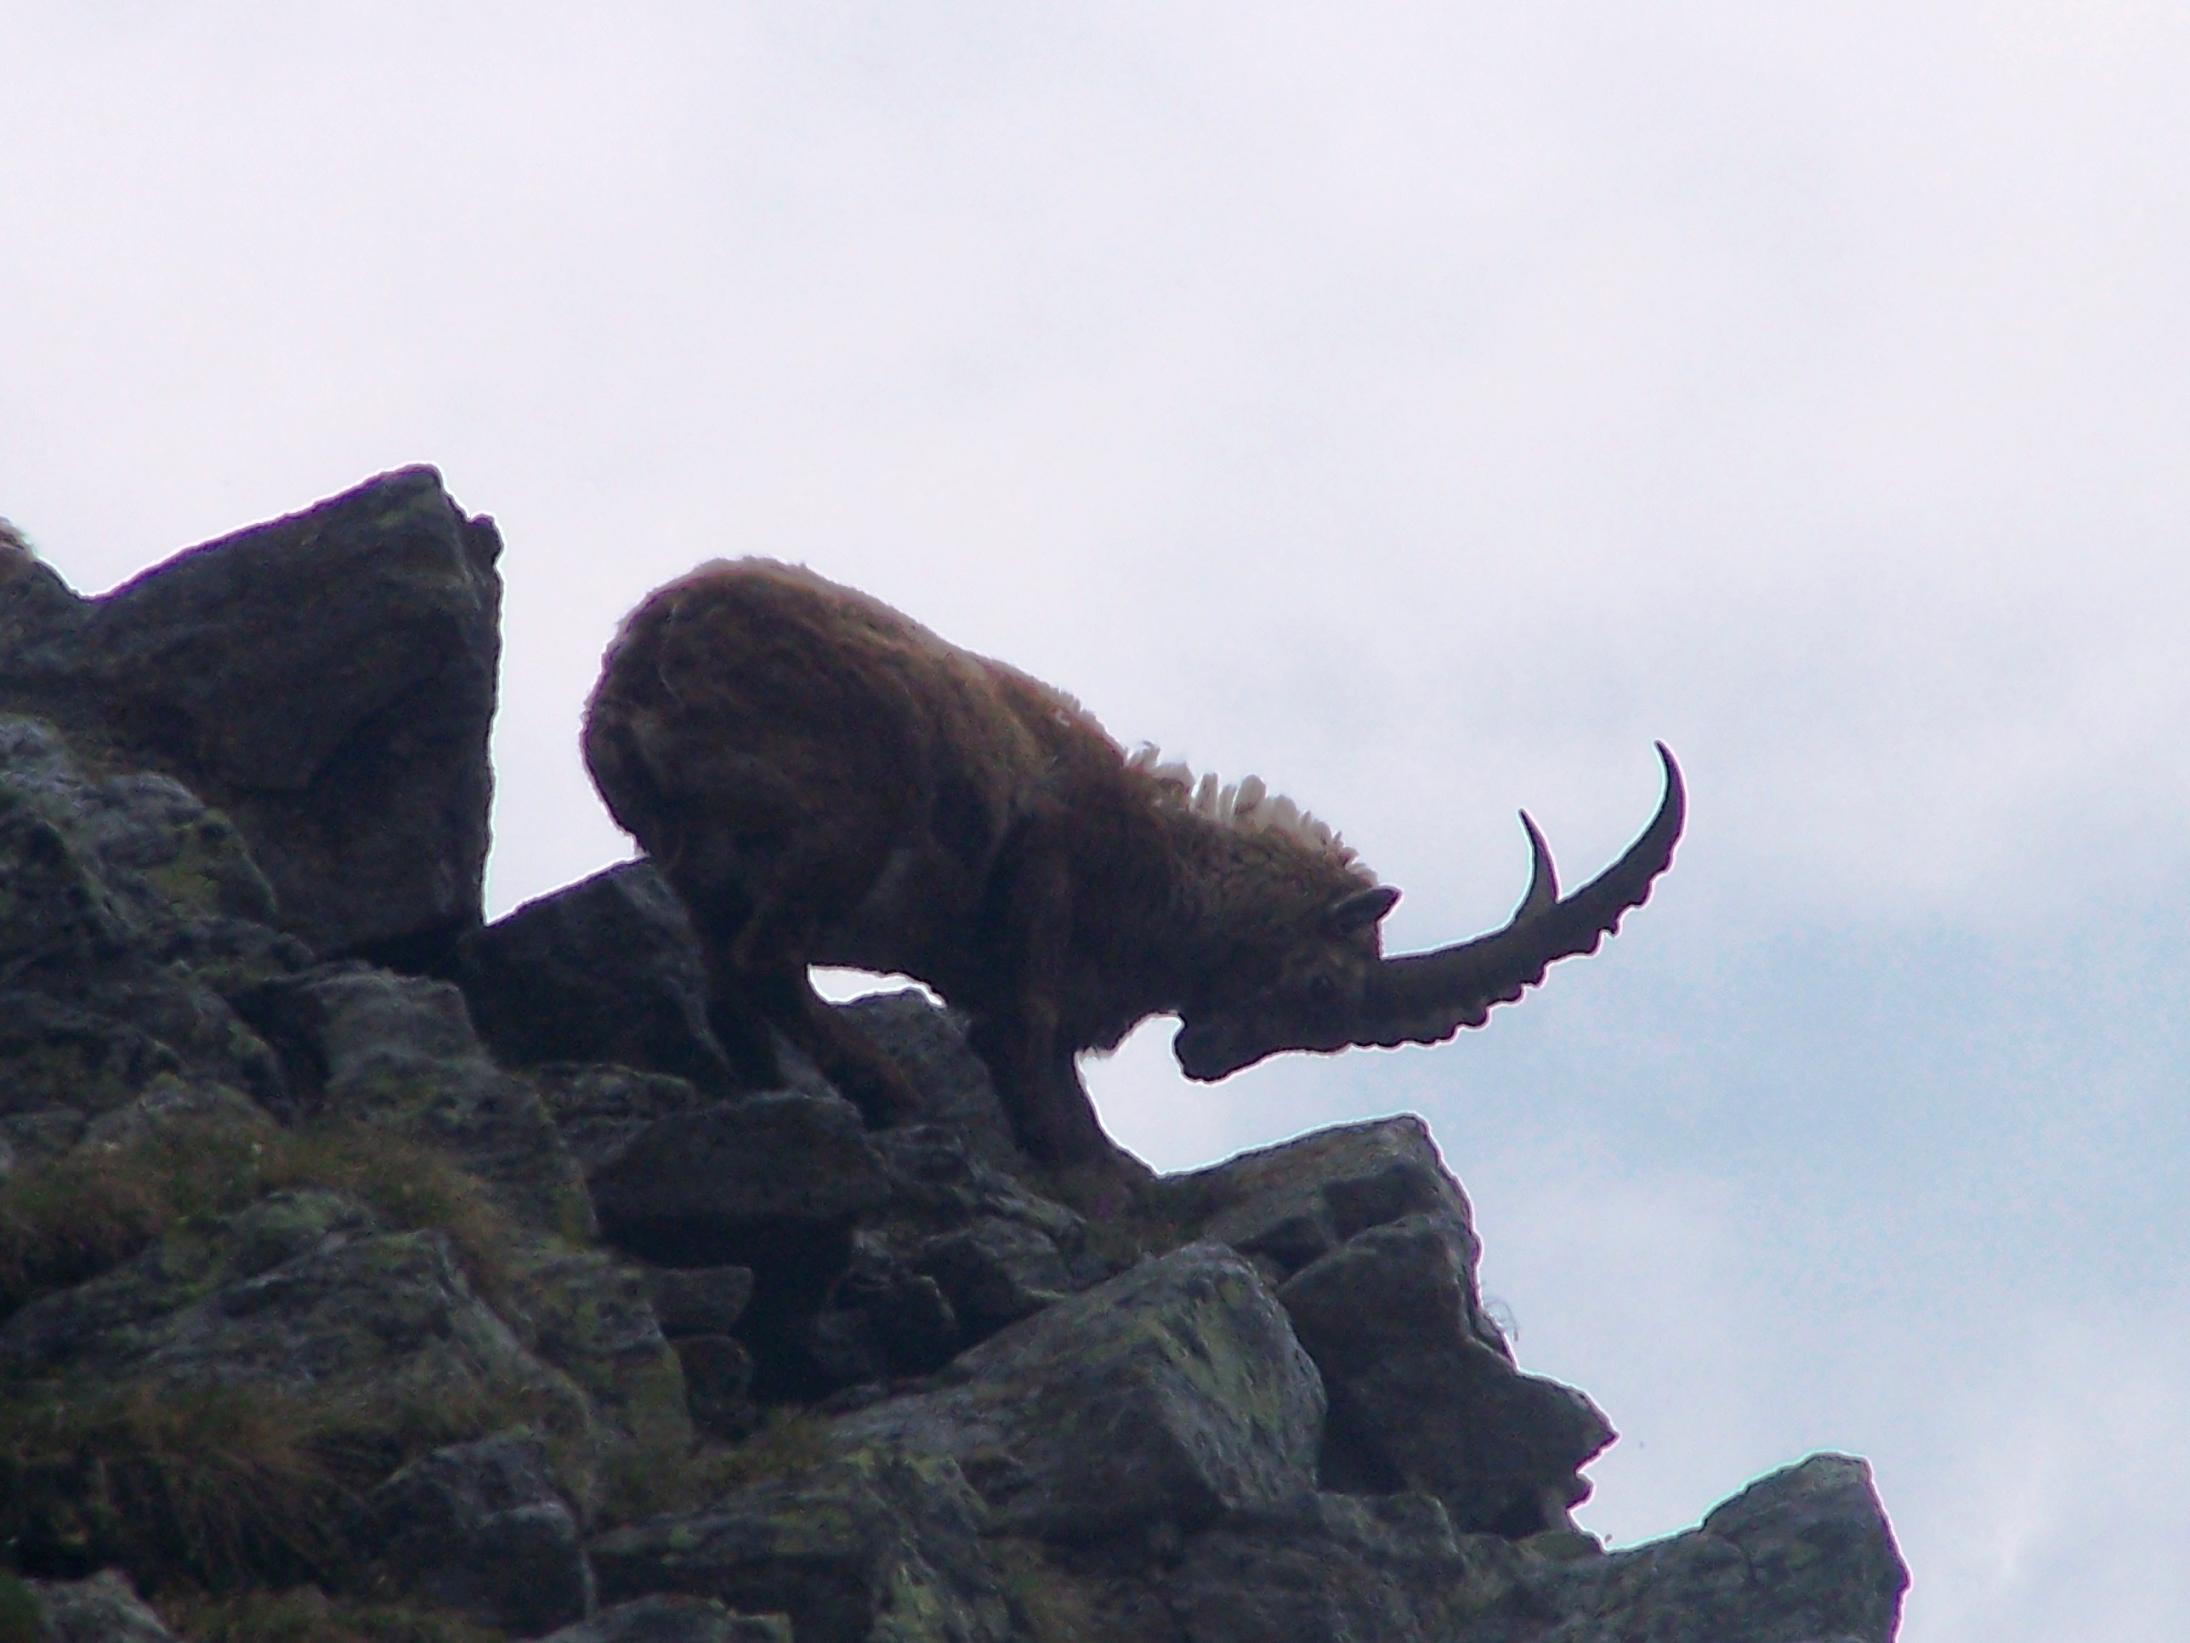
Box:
xmin=351 ymin=1429 xmax=594 ymax=1634
xmin=591 ymin=1447 xmax=1010 ymax=1643
xmin=0 ymin=467 xmax=501 ymax=960
xmin=834 ymin=1242 xmax=1327 ymax=1541
xmin=1281 ymin=1212 xmax=1615 ymax=1533
xmin=1527 ymin=1454 xmax=1910 ymax=1642
xmin=0 ymin=715 xmax=300 ymax=1179
xmin=1158 ymin=1490 xmax=1534 ymax=1643
xmin=1156 ymin=1115 xmax=1610 ymax=1535
xmin=588 ymin=1090 xmax=894 ymax=1270
xmin=1157 ymin=1113 xmax=1473 ymax=1274
xmin=455 ymin=860 xmax=739 ymax=1093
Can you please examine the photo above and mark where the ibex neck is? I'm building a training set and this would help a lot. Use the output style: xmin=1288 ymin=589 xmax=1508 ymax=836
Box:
xmin=1062 ymin=803 xmax=1337 ymax=1049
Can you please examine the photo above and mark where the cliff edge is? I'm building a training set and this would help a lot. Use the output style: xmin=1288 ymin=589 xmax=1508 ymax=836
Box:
xmin=0 ymin=472 xmax=1907 ymax=1642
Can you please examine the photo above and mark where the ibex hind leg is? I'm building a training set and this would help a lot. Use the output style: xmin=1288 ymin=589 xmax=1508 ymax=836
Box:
xmin=742 ymin=963 xmax=925 ymax=1128
xmin=678 ymin=880 xmax=798 ymax=1091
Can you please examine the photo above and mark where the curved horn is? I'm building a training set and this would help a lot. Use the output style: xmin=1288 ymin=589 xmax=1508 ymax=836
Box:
xmin=1351 ymin=743 xmax=1684 ymax=1049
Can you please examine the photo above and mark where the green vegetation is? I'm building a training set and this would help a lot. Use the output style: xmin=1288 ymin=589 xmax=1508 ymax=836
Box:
xmin=0 ymin=1112 xmax=578 ymax=1597
xmin=0 ymin=1110 xmax=267 ymax=1303
xmin=0 ymin=1380 xmax=365 ymax=1591
xmin=257 ymin=1121 xmax=527 ymax=1308
xmin=0 ymin=1110 xmax=530 ymax=1313
xmin=0 ymin=1371 xmax=576 ymax=1599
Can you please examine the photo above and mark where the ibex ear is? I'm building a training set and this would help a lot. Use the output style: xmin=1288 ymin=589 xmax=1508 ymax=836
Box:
xmin=1328 ymin=884 xmax=1401 ymax=932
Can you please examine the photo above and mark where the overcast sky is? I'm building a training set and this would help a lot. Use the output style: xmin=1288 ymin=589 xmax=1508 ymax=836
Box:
xmin=8 ymin=7 xmax=2187 ymax=1638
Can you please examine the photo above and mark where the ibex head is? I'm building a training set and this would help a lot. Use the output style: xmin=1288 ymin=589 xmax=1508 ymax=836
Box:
xmin=1171 ymin=743 xmax=1684 ymax=1081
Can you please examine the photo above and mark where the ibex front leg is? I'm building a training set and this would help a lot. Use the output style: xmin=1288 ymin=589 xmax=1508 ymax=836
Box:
xmin=970 ymin=812 xmax=1118 ymax=1170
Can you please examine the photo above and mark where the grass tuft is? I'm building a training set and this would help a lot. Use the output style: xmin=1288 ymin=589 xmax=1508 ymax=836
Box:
xmin=0 ymin=1381 xmax=366 ymax=1591
xmin=0 ymin=1115 xmax=529 ymax=1314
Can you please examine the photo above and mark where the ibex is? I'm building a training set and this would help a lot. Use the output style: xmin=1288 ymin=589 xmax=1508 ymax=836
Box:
xmin=583 ymin=560 xmax=1683 ymax=1167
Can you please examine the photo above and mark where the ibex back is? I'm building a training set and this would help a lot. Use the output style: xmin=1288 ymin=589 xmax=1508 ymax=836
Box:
xmin=583 ymin=559 xmax=1683 ymax=1166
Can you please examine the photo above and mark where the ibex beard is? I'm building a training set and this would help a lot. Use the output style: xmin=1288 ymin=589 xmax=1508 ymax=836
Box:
xmin=583 ymin=559 xmax=1683 ymax=1171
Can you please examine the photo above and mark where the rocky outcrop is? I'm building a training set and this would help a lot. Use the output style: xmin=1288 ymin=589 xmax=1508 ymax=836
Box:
xmin=1 ymin=476 xmax=1908 ymax=1640
xmin=0 ymin=466 xmax=500 ymax=962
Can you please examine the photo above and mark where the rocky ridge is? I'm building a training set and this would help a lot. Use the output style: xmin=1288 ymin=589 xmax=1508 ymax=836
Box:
xmin=0 ymin=473 xmax=1908 ymax=1641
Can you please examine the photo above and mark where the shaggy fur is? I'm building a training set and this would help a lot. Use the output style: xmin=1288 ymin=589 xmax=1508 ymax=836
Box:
xmin=583 ymin=559 xmax=1397 ymax=1163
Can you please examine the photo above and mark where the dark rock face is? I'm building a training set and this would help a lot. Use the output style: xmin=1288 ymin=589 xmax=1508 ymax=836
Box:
xmin=238 ymin=961 xmax=597 ymax=1239
xmin=593 ymin=1449 xmax=1012 ymax=1643
xmin=834 ymin=1242 xmax=1328 ymax=1541
xmin=1522 ymin=1455 xmax=1910 ymax=1643
xmin=0 ymin=466 xmax=500 ymax=960
xmin=589 ymin=1092 xmax=894 ymax=1267
xmin=1156 ymin=1114 xmax=1611 ymax=1535
xmin=6 ymin=479 xmax=1906 ymax=1643
xmin=1159 ymin=1491 xmax=1535 ymax=1643
xmin=353 ymin=1431 xmax=594 ymax=1633
xmin=1283 ymin=1213 xmax=1614 ymax=1532
xmin=456 ymin=860 xmax=738 ymax=1093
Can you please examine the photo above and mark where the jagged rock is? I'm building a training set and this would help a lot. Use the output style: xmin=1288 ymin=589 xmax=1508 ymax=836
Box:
xmin=32 ymin=760 xmax=278 ymax=938
xmin=1 ymin=992 xmax=186 ymax=1124
xmin=0 ymin=973 xmax=286 ymax=1116
xmin=238 ymin=962 xmax=595 ymax=1240
xmin=0 ymin=715 xmax=299 ymax=1132
xmin=0 ymin=467 xmax=502 ymax=961
xmin=509 ymin=1246 xmax=695 ymax=1460
xmin=0 ymin=714 xmax=277 ymax=955
xmin=540 ymin=1595 xmax=792 ymax=1643
xmin=1160 ymin=1490 xmax=1537 ymax=1643
xmin=456 ymin=860 xmax=738 ymax=1092
xmin=1282 ymin=1211 xmax=1614 ymax=1533
xmin=840 ymin=991 xmax=1025 ymax=1170
xmin=0 ymin=720 xmax=139 ymax=974
xmin=1525 ymin=1454 xmax=1909 ymax=1642
xmin=536 ymin=1062 xmax=714 ymax=1178
xmin=353 ymin=1430 xmax=594 ymax=1634
xmin=834 ymin=1242 xmax=1326 ymax=1541
xmin=868 ymin=1124 xmax=1104 ymax=1286
xmin=914 ymin=1216 xmax=1074 ymax=1340
xmin=587 ymin=1091 xmax=897 ymax=1400
xmin=1156 ymin=1113 xmax=1473 ymax=1278
xmin=0 ymin=1189 xmax=590 ymax=1436
xmin=643 ymin=1266 xmax=761 ymax=1435
xmin=0 ymin=480 xmax=1905 ymax=1639
xmin=589 ymin=1091 xmax=893 ymax=1267
xmin=1152 ymin=1115 xmax=1609 ymax=1536
xmin=23 ymin=1570 xmax=181 ymax=1642
xmin=805 ymin=1237 xmax=963 ymax=1386
xmin=591 ymin=1447 xmax=1010 ymax=1643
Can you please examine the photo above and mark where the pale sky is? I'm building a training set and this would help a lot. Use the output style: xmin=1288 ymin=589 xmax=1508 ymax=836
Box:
xmin=8 ymin=7 xmax=2188 ymax=1639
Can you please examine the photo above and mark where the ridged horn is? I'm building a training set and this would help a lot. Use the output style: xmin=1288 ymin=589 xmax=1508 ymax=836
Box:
xmin=1351 ymin=743 xmax=1684 ymax=1048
